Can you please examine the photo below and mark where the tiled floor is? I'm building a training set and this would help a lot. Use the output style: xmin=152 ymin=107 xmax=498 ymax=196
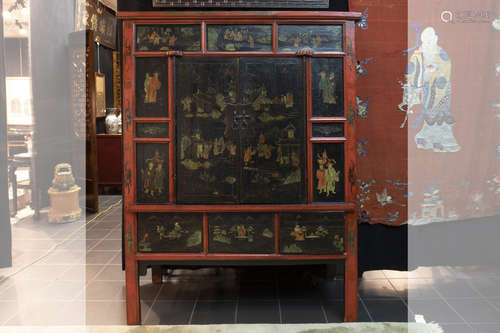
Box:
xmin=1 ymin=196 xmax=500 ymax=331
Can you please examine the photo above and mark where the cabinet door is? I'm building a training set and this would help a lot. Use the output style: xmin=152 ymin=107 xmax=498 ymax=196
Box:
xmin=239 ymin=58 xmax=306 ymax=204
xmin=175 ymin=57 xmax=306 ymax=204
xmin=175 ymin=58 xmax=240 ymax=204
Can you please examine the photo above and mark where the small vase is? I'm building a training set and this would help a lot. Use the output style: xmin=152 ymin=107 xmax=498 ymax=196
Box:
xmin=105 ymin=108 xmax=122 ymax=134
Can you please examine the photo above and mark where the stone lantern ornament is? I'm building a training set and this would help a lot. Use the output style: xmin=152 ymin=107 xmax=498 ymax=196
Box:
xmin=48 ymin=163 xmax=82 ymax=223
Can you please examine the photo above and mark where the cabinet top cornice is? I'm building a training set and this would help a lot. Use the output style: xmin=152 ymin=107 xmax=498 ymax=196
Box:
xmin=117 ymin=11 xmax=362 ymax=21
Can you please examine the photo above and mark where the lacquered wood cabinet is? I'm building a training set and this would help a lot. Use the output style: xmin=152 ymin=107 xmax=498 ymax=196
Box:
xmin=119 ymin=11 xmax=361 ymax=324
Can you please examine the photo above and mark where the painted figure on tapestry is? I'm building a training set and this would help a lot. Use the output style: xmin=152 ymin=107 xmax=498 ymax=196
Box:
xmin=319 ymin=71 xmax=337 ymax=104
xmin=316 ymin=150 xmax=340 ymax=196
xmin=144 ymin=72 xmax=162 ymax=104
xmin=407 ymin=27 xmax=461 ymax=152
xmin=141 ymin=150 xmax=164 ymax=197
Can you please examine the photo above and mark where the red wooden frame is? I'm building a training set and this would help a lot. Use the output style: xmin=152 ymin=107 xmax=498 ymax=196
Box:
xmin=121 ymin=11 xmax=360 ymax=325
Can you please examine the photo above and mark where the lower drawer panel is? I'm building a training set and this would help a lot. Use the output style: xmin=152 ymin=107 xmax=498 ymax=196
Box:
xmin=208 ymin=213 xmax=275 ymax=254
xmin=279 ymin=212 xmax=345 ymax=254
xmin=137 ymin=213 xmax=203 ymax=253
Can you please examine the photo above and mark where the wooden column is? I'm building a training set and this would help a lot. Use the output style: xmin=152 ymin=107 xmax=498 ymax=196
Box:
xmin=343 ymin=20 xmax=358 ymax=322
xmin=122 ymin=20 xmax=141 ymax=325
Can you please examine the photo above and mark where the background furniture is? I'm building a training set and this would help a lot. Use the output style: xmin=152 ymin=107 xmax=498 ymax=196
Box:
xmin=120 ymin=11 xmax=360 ymax=324
xmin=96 ymin=133 xmax=122 ymax=186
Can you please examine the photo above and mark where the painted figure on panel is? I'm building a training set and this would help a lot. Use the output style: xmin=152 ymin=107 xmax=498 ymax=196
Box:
xmin=293 ymin=224 xmax=305 ymax=241
xmin=319 ymin=71 xmax=337 ymax=104
xmin=316 ymin=150 xmax=340 ymax=196
xmin=407 ymin=27 xmax=461 ymax=152
xmin=144 ymin=72 xmax=162 ymax=104
xmin=142 ymin=150 xmax=164 ymax=197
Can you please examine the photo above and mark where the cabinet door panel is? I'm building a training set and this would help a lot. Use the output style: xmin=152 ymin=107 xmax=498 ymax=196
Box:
xmin=175 ymin=58 xmax=240 ymax=204
xmin=207 ymin=25 xmax=272 ymax=52
xmin=136 ymin=58 xmax=168 ymax=118
xmin=208 ymin=213 xmax=275 ymax=254
xmin=312 ymin=143 xmax=345 ymax=203
xmin=311 ymin=58 xmax=344 ymax=117
xmin=138 ymin=213 xmax=203 ymax=253
xmin=278 ymin=25 xmax=343 ymax=52
xmin=280 ymin=212 xmax=345 ymax=254
xmin=239 ymin=58 xmax=306 ymax=204
xmin=136 ymin=25 xmax=201 ymax=52
xmin=136 ymin=143 xmax=169 ymax=204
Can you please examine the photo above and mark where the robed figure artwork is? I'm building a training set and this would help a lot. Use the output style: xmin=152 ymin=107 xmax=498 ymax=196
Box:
xmin=407 ymin=27 xmax=461 ymax=152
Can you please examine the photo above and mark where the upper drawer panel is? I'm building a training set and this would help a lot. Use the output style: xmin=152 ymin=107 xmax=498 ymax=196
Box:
xmin=207 ymin=25 xmax=272 ymax=52
xmin=136 ymin=25 xmax=201 ymax=52
xmin=278 ymin=25 xmax=343 ymax=52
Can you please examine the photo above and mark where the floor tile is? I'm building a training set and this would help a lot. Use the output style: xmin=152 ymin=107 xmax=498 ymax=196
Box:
xmin=190 ymin=301 xmax=237 ymax=324
xmin=36 ymin=280 xmax=86 ymax=301
xmin=91 ymin=239 xmax=121 ymax=251
xmin=85 ymin=280 xmax=125 ymax=300
xmin=144 ymin=300 xmax=196 ymax=325
xmin=156 ymin=280 xmax=200 ymax=300
xmin=0 ymin=279 xmax=51 ymax=301
xmin=236 ymin=300 xmax=280 ymax=324
xmin=471 ymin=324 xmax=500 ymax=333
xmin=468 ymin=278 xmax=500 ymax=298
xmin=35 ymin=249 xmax=85 ymax=265
xmin=13 ymin=264 xmax=71 ymax=281
xmin=239 ymin=281 xmax=277 ymax=300
xmin=486 ymin=298 xmax=500 ymax=312
xmin=197 ymin=279 xmax=239 ymax=300
xmin=86 ymin=229 xmax=113 ymax=240
xmin=0 ymin=301 xmax=20 ymax=325
xmin=105 ymin=228 xmax=123 ymax=240
xmin=447 ymin=299 xmax=500 ymax=323
xmin=439 ymin=323 xmax=474 ymax=333
xmin=86 ymin=301 xmax=126 ymax=325
xmin=319 ymin=280 xmax=344 ymax=300
xmin=280 ymin=299 xmax=327 ymax=324
xmin=6 ymin=301 xmax=85 ymax=326
xmin=432 ymin=279 xmax=482 ymax=298
xmin=323 ymin=299 xmax=372 ymax=322
xmin=408 ymin=299 xmax=465 ymax=324
xmin=140 ymin=283 xmax=163 ymax=301
xmin=85 ymin=264 xmax=106 ymax=282
xmin=390 ymin=279 xmax=442 ymax=299
xmin=93 ymin=265 xmax=125 ymax=281
xmin=86 ymin=250 xmax=117 ymax=265
xmin=362 ymin=299 xmax=409 ymax=322
xmin=358 ymin=279 xmax=400 ymax=299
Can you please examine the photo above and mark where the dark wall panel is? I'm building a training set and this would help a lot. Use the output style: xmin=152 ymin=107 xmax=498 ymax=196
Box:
xmin=118 ymin=0 xmax=348 ymax=11
xmin=30 ymin=0 xmax=75 ymax=207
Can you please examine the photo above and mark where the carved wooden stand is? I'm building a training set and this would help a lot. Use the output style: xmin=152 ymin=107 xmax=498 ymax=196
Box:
xmin=119 ymin=11 xmax=361 ymax=325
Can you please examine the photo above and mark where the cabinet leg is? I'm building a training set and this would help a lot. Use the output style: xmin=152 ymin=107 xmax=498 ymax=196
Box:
xmin=126 ymin=260 xmax=141 ymax=325
xmin=344 ymin=257 xmax=358 ymax=322
xmin=152 ymin=265 xmax=163 ymax=284
xmin=344 ymin=213 xmax=358 ymax=322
